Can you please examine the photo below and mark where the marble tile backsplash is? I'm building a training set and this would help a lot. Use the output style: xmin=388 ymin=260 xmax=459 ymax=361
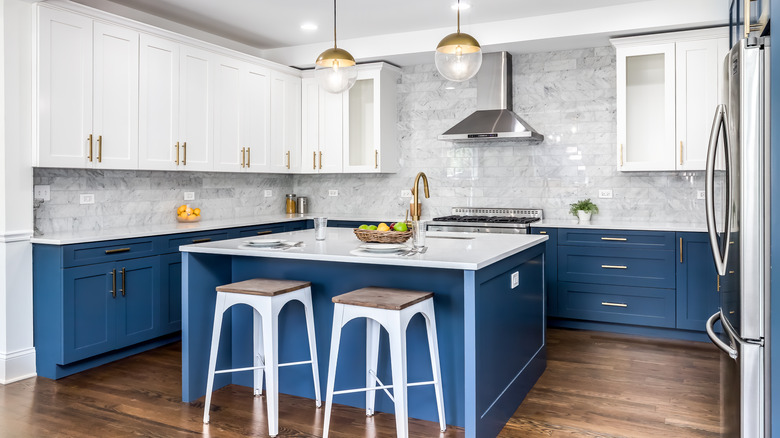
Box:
xmin=34 ymin=46 xmax=706 ymax=235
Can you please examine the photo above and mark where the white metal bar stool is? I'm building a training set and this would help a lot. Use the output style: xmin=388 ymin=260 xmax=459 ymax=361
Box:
xmin=202 ymin=278 xmax=321 ymax=437
xmin=323 ymin=287 xmax=446 ymax=438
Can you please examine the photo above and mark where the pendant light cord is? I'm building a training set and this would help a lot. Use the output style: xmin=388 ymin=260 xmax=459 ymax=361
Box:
xmin=333 ymin=0 xmax=338 ymax=49
xmin=457 ymin=0 xmax=460 ymax=33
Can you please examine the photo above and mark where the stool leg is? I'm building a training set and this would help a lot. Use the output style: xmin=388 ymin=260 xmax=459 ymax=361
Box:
xmin=423 ymin=301 xmax=447 ymax=432
xmin=365 ymin=318 xmax=381 ymax=416
xmin=253 ymin=309 xmax=265 ymax=397
xmin=203 ymin=293 xmax=226 ymax=424
xmin=262 ymin=306 xmax=280 ymax=437
xmin=301 ymin=288 xmax=322 ymax=407
xmin=323 ymin=304 xmax=345 ymax=438
xmin=388 ymin=315 xmax=409 ymax=438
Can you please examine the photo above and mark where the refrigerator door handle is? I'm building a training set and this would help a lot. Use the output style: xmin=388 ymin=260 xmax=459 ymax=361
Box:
xmin=705 ymin=104 xmax=733 ymax=276
xmin=706 ymin=311 xmax=738 ymax=360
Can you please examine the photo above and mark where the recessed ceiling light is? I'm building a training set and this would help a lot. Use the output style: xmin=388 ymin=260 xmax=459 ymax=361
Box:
xmin=451 ymin=2 xmax=470 ymax=10
xmin=300 ymin=23 xmax=318 ymax=31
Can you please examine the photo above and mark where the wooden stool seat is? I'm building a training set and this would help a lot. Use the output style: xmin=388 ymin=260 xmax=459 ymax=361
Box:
xmin=332 ymin=287 xmax=433 ymax=310
xmin=215 ymin=278 xmax=311 ymax=296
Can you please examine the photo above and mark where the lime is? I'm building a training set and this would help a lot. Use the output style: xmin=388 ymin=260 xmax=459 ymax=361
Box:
xmin=393 ymin=222 xmax=408 ymax=232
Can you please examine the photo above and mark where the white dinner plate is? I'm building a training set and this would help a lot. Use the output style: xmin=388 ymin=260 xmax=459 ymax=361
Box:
xmin=359 ymin=243 xmax=408 ymax=253
xmin=246 ymin=238 xmax=284 ymax=247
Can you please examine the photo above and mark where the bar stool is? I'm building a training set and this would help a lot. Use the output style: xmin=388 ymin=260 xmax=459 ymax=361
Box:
xmin=323 ymin=287 xmax=446 ymax=438
xmin=202 ymin=278 xmax=321 ymax=437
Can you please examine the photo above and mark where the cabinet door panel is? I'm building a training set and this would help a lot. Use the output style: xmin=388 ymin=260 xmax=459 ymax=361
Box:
xmin=270 ymin=71 xmax=301 ymax=173
xmin=242 ymin=64 xmax=271 ymax=171
xmin=319 ymin=89 xmax=344 ymax=173
xmin=116 ymin=257 xmax=160 ymax=347
xmin=139 ymin=34 xmax=179 ymax=170
xmin=343 ymin=76 xmax=376 ymax=172
xmin=92 ymin=22 xmax=139 ymax=169
xmin=676 ymin=233 xmax=721 ymax=331
xmin=300 ymin=78 xmax=320 ymax=174
xmin=160 ymin=253 xmax=182 ymax=334
xmin=213 ymin=57 xmax=243 ymax=171
xmin=37 ymin=7 xmax=92 ymax=168
xmin=62 ymin=263 xmax=115 ymax=364
xmin=179 ymin=46 xmax=214 ymax=171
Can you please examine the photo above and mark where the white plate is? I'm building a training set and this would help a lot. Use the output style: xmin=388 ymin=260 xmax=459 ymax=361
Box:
xmin=359 ymin=243 xmax=408 ymax=253
xmin=246 ymin=238 xmax=284 ymax=247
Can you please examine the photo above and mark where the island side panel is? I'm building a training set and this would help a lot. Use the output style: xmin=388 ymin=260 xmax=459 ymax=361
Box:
xmin=466 ymin=245 xmax=546 ymax=438
xmin=227 ymin=256 xmax=468 ymax=428
xmin=181 ymin=252 xmax=233 ymax=402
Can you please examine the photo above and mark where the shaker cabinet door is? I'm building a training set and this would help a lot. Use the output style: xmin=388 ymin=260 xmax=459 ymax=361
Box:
xmin=139 ymin=34 xmax=180 ymax=170
xmin=179 ymin=45 xmax=215 ymax=171
xmin=115 ymin=257 xmax=161 ymax=347
xmin=62 ymin=263 xmax=116 ymax=364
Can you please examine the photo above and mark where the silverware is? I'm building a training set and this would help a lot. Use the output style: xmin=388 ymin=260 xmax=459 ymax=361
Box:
xmin=403 ymin=247 xmax=420 ymax=257
xmin=280 ymin=241 xmax=304 ymax=250
xmin=419 ymin=246 xmax=428 ymax=254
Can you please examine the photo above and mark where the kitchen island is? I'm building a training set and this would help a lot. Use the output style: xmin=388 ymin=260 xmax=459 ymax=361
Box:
xmin=180 ymin=228 xmax=547 ymax=438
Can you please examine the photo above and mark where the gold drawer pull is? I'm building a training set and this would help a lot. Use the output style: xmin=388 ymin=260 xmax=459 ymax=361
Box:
xmin=601 ymin=302 xmax=628 ymax=308
xmin=256 ymin=230 xmax=273 ymax=235
xmin=105 ymin=248 xmax=131 ymax=255
xmin=192 ymin=238 xmax=211 ymax=244
xmin=601 ymin=237 xmax=627 ymax=241
xmin=601 ymin=264 xmax=627 ymax=269
xmin=539 ymin=231 xmax=547 ymax=234
xmin=87 ymin=134 xmax=93 ymax=161
xmin=110 ymin=269 xmax=117 ymax=298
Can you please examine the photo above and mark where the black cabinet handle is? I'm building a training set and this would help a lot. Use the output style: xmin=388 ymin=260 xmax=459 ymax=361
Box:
xmin=256 ymin=230 xmax=273 ymax=235
xmin=120 ymin=267 xmax=126 ymax=297
xmin=192 ymin=238 xmax=211 ymax=243
xmin=105 ymin=247 xmax=131 ymax=255
xmin=110 ymin=269 xmax=117 ymax=298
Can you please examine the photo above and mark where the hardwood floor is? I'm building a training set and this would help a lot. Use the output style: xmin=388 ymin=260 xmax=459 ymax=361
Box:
xmin=0 ymin=328 xmax=720 ymax=437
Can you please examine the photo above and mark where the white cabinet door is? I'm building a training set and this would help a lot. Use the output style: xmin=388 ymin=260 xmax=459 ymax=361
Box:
xmin=179 ymin=45 xmax=214 ymax=171
xmin=241 ymin=63 xmax=270 ymax=172
xmin=212 ymin=56 xmax=243 ymax=172
xmin=92 ymin=22 xmax=139 ymax=169
xmin=343 ymin=74 xmax=377 ymax=173
xmin=36 ymin=7 xmax=93 ymax=168
xmin=269 ymin=71 xmax=301 ymax=173
xmin=139 ymin=34 xmax=179 ymax=170
xmin=318 ymin=88 xmax=344 ymax=173
xmin=300 ymin=77 xmax=320 ymax=174
xmin=616 ymin=43 xmax=676 ymax=171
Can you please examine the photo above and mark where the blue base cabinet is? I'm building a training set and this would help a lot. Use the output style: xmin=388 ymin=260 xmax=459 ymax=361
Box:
xmin=676 ymin=232 xmax=720 ymax=331
xmin=530 ymin=227 xmax=558 ymax=316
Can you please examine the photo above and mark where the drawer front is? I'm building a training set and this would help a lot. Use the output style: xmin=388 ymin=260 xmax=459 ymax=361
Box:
xmin=558 ymin=282 xmax=675 ymax=328
xmin=285 ymin=220 xmax=308 ymax=232
xmin=558 ymin=246 xmax=675 ymax=288
xmin=558 ymin=228 xmax=675 ymax=250
xmin=64 ymin=238 xmax=157 ymax=267
xmin=164 ymin=230 xmax=231 ymax=251
xmin=234 ymin=224 xmax=287 ymax=238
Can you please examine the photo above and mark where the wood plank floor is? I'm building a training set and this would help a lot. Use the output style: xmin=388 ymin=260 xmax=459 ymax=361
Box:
xmin=0 ymin=328 xmax=720 ymax=437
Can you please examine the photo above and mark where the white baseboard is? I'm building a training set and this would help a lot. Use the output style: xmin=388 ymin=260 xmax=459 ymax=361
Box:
xmin=0 ymin=347 xmax=37 ymax=384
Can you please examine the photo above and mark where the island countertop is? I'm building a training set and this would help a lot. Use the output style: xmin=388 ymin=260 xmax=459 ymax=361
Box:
xmin=179 ymin=228 xmax=548 ymax=270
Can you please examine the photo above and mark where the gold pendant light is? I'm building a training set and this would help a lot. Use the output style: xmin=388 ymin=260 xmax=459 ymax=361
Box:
xmin=315 ymin=0 xmax=357 ymax=94
xmin=435 ymin=0 xmax=482 ymax=82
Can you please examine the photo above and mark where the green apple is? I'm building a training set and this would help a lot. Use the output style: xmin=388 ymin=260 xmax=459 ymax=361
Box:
xmin=367 ymin=225 xmax=378 ymax=230
xmin=358 ymin=224 xmax=369 ymax=230
xmin=393 ymin=222 xmax=408 ymax=232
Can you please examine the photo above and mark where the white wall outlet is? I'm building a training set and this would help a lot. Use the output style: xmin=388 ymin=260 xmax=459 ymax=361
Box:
xmin=264 ymin=190 xmax=273 ymax=198
xmin=183 ymin=191 xmax=195 ymax=201
xmin=79 ymin=194 xmax=95 ymax=205
xmin=401 ymin=189 xmax=412 ymax=197
xmin=511 ymin=271 xmax=520 ymax=289
xmin=328 ymin=190 xmax=339 ymax=197
xmin=697 ymin=190 xmax=706 ymax=200
xmin=33 ymin=185 xmax=51 ymax=201
xmin=598 ymin=189 xmax=613 ymax=199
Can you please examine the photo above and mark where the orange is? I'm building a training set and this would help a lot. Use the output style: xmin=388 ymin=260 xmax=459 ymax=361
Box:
xmin=193 ymin=208 xmax=201 ymax=216
xmin=177 ymin=205 xmax=187 ymax=214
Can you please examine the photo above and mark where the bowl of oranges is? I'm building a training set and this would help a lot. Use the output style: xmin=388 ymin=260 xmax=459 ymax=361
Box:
xmin=176 ymin=204 xmax=201 ymax=222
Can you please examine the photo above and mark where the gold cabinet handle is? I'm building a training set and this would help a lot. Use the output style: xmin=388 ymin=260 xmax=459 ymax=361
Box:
xmin=620 ymin=143 xmax=623 ymax=167
xmin=601 ymin=302 xmax=628 ymax=308
xmin=679 ymin=237 xmax=683 ymax=263
xmin=313 ymin=151 xmax=317 ymax=170
xmin=319 ymin=151 xmax=322 ymax=169
xmin=246 ymin=147 xmax=251 ymax=168
xmin=87 ymin=134 xmax=93 ymax=161
xmin=717 ymin=275 xmax=721 ymax=292
xmin=745 ymin=0 xmax=752 ymax=37
xmin=256 ymin=230 xmax=273 ymax=235
xmin=120 ymin=267 xmax=126 ymax=297
xmin=601 ymin=237 xmax=627 ymax=241
xmin=679 ymin=140 xmax=683 ymax=165
xmin=241 ymin=147 xmax=246 ymax=168
xmin=110 ymin=269 xmax=117 ymax=298
xmin=182 ymin=142 xmax=187 ymax=165
xmin=286 ymin=151 xmax=290 ymax=169
xmin=97 ymin=135 xmax=103 ymax=163
xmin=539 ymin=231 xmax=547 ymax=234
xmin=192 ymin=238 xmax=211 ymax=243
xmin=374 ymin=149 xmax=378 ymax=169
xmin=601 ymin=264 xmax=628 ymax=269
xmin=105 ymin=247 xmax=131 ymax=255
xmin=175 ymin=142 xmax=180 ymax=165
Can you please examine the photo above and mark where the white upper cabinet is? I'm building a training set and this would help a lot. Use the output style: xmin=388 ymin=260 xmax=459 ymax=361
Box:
xmin=300 ymin=77 xmax=343 ymax=173
xmin=614 ymin=28 xmax=728 ymax=172
xmin=178 ymin=45 xmax=215 ymax=171
xmin=139 ymin=34 xmax=179 ymax=170
xmin=269 ymin=71 xmax=302 ymax=173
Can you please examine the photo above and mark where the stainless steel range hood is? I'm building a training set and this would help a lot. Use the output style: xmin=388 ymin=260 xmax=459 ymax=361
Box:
xmin=438 ymin=52 xmax=544 ymax=143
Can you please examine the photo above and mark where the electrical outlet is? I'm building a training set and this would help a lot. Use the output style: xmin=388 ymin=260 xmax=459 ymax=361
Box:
xmin=34 ymin=185 xmax=51 ymax=201
xmin=328 ymin=190 xmax=338 ymax=197
xmin=264 ymin=190 xmax=272 ymax=198
xmin=401 ymin=189 xmax=412 ymax=197
xmin=697 ymin=190 xmax=706 ymax=200
xmin=79 ymin=194 xmax=95 ymax=205
xmin=598 ymin=189 xmax=613 ymax=199
xmin=511 ymin=271 xmax=520 ymax=289
xmin=184 ymin=191 xmax=195 ymax=201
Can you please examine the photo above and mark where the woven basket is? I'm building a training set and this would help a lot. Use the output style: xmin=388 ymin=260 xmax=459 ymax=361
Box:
xmin=353 ymin=228 xmax=412 ymax=244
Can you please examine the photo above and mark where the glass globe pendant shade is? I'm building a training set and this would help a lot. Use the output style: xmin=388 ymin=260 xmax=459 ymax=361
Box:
xmin=435 ymin=32 xmax=482 ymax=82
xmin=315 ymin=47 xmax=357 ymax=94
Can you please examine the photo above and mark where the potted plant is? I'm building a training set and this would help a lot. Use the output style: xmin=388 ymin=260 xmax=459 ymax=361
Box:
xmin=569 ymin=198 xmax=599 ymax=223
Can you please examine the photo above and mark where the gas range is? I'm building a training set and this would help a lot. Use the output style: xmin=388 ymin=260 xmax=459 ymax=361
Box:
xmin=427 ymin=207 xmax=543 ymax=234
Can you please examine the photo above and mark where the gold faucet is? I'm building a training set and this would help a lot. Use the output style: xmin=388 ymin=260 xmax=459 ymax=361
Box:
xmin=411 ymin=171 xmax=430 ymax=221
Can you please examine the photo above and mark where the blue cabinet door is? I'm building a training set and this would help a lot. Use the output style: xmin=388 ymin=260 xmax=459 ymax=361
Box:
xmin=285 ymin=220 xmax=308 ymax=231
xmin=676 ymin=232 xmax=720 ymax=331
xmin=62 ymin=262 xmax=116 ymax=364
xmin=160 ymin=253 xmax=182 ymax=334
xmin=530 ymin=227 xmax=558 ymax=316
xmin=115 ymin=256 xmax=161 ymax=347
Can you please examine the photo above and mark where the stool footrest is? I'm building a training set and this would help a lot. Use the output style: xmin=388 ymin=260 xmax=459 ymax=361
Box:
xmin=278 ymin=359 xmax=313 ymax=368
xmin=333 ymin=384 xmax=396 ymax=396
xmin=215 ymin=359 xmax=312 ymax=375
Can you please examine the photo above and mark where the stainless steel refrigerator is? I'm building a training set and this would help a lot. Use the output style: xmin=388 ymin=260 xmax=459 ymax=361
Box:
xmin=705 ymin=36 xmax=770 ymax=437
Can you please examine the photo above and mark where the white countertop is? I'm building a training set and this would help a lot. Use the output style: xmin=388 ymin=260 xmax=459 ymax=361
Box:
xmin=180 ymin=228 xmax=548 ymax=271
xmin=533 ymin=219 xmax=706 ymax=233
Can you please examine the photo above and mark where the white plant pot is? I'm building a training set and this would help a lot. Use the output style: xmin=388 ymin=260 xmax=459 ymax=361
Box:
xmin=577 ymin=210 xmax=592 ymax=223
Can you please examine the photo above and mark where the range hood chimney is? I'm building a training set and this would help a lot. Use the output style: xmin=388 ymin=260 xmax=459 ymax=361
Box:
xmin=438 ymin=51 xmax=544 ymax=143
